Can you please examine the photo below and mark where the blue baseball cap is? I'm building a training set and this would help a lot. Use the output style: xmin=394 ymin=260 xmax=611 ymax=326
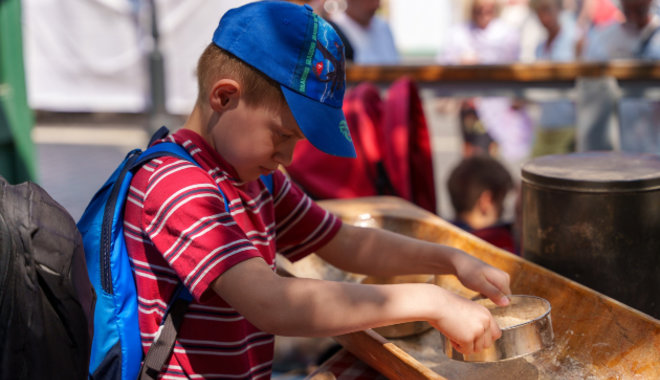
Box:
xmin=212 ymin=1 xmax=356 ymax=158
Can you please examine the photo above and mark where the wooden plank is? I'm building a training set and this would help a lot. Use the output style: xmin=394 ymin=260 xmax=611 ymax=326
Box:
xmin=334 ymin=329 xmax=447 ymax=380
xmin=298 ymin=196 xmax=660 ymax=380
xmin=345 ymin=62 xmax=660 ymax=84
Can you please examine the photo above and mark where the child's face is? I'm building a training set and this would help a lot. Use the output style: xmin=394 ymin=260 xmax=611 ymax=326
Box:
xmin=211 ymin=99 xmax=304 ymax=183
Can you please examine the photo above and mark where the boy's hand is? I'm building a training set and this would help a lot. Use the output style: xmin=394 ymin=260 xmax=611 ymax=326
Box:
xmin=450 ymin=248 xmax=511 ymax=306
xmin=430 ymin=288 xmax=502 ymax=355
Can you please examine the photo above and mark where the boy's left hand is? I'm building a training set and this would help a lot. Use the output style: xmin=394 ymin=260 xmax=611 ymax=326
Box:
xmin=450 ymin=248 xmax=511 ymax=306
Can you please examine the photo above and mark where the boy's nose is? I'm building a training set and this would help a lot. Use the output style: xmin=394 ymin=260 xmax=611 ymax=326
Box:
xmin=275 ymin=141 xmax=296 ymax=167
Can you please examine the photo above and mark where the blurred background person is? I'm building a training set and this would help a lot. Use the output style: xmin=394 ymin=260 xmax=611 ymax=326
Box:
xmin=440 ymin=0 xmax=520 ymax=64
xmin=583 ymin=0 xmax=660 ymax=59
xmin=447 ymin=155 xmax=517 ymax=253
xmin=458 ymin=100 xmax=500 ymax=157
xmin=500 ymin=0 xmax=546 ymax=62
xmin=438 ymin=0 xmax=533 ymax=168
xmin=572 ymin=0 xmax=624 ymax=56
xmin=529 ymin=0 xmax=578 ymax=157
xmin=329 ymin=0 xmax=400 ymax=64
xmin=582 ymin=0 xmax=660 ymax=154
xmin=533 ymin=0 xmax=579 ymax=62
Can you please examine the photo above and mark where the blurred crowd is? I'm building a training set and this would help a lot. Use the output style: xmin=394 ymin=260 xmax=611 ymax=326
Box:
xmin=282 ymin=0 xmax=660 ymax=258
xmin=293 ymin=0 xmax=660 ymax=164
xmin=16 ymin=0 xmax=660 ymax=253
xmin=300 ymin=0 xmax=660 ymax=64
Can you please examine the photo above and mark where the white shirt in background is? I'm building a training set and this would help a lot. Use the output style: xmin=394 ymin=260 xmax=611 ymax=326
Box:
xmin=438 ymin=18 xmax=520 ymax=64
xmin=438 ymin=19 xmax=533 ymax=163
xmin=330 ymin=12 xmax=400 ymax=64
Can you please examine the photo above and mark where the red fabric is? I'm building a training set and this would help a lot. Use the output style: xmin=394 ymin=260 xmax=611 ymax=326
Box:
xmin=384 ymin=77 xmax=436 ymax=213
xmin=287 ymin=79 xmax=437 ymax=214
xmin=591 ymin=0 xmax=624 ymax=26
xmin=472 ymin=225 xmax=516 ymax=254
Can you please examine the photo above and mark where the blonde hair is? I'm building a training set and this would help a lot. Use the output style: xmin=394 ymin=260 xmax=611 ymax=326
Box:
xmin=195 ymin=43 xmax=285 ymax=111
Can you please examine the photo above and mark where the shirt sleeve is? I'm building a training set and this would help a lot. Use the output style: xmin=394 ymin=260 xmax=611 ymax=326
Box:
xmin=138 ymin=157 xmax=262 ymax=302
xmin=270 ymin=171 xmax=342 ymax=262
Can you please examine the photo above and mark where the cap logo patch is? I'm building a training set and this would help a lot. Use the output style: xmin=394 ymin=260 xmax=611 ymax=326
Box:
xmin=339 ymin=120 xmax=352 ymax=142
xmin=295 ymin=14 xmax=345 ymax=106
xmin=314 ymin=38 xmax=345 ymax=99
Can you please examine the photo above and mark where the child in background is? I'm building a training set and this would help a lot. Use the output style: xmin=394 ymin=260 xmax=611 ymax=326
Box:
xmin=447 ymin=155 xmax=516 ymax=253
xmin=124 ymin=2 xmax=511 ymax=378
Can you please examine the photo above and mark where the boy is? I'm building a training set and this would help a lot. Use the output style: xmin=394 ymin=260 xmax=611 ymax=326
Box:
xmin=124 ymin=2 xmax=511 ymax=378
xmin=447 ymin=155 xmax=516 ymax=253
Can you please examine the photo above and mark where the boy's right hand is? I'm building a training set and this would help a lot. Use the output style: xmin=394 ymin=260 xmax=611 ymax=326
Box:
xmin=429 ymin=288 xmax=501 ymax=355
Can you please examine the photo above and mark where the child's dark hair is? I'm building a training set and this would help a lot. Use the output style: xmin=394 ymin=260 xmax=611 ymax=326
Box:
xmin=196 ymin=43 xmax=285 ymax=111
xmin=447 ymin=155 xmax=513 ymax=214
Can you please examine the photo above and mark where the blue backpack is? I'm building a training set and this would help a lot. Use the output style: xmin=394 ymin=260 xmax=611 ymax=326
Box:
xmin=77 ymin=127 xmax=273 ymax=379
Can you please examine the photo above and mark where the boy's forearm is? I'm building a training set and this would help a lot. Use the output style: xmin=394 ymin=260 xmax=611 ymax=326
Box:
xmin=315 ymin=224 xmax=511 ymax=309
xmin=316 ymin=224 xmax=461 ymax=277
xmin=268 ymin=278 xmax=444 ymax=337
xmin=212 ymin=257 xmax=445 ymax=337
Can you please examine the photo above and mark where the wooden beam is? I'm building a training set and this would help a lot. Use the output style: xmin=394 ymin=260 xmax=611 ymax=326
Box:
xmin=345 ymin=61 xmax=660 ymax=84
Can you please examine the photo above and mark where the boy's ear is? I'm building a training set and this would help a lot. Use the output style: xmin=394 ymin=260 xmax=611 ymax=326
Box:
xmin=209 ymin=79 xmax=241 ymax=112
xmin=477 ymin=190 xmax=494 ymax=214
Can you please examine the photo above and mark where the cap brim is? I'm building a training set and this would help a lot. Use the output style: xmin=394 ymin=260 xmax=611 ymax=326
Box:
xmin=281 ymin=85 xmax=356 ymax=158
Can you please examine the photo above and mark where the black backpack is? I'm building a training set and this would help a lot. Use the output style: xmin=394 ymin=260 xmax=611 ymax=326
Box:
xmin=0 ymin=176 xmax=95 ymax=380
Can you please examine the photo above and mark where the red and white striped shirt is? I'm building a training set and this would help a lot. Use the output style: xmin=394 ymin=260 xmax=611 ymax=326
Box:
xmin=124 ymin=128 xmax=341 ymax=379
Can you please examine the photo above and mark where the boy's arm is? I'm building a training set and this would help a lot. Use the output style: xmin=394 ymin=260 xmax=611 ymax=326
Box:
xmin=315 ymin=224 xmax=511 ymax=306
xmin=211 ymin=256 xmax=501 ymax=355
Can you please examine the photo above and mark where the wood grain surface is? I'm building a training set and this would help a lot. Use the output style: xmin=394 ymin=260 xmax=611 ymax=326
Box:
xmin=284 ymin=196 xmax=660 ymax=380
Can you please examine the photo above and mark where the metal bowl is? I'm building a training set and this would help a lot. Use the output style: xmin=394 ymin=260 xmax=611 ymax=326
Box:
xmin=444 ymin=295 xmax=554 ymax=362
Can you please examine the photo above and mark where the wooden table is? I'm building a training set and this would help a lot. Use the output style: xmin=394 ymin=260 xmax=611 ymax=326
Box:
xmin=307 ymin=349 xmax=386 ymax=380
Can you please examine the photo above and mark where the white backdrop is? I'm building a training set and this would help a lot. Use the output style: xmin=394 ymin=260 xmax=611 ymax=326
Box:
xmin=23 ymin=0 xmax=473 ymax=114
xmin=23 ymin=0 xmax=250 ymax=115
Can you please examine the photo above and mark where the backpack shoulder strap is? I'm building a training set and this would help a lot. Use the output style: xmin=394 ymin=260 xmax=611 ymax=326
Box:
xmin=136 ymin=138 xmax=271 ymax=379
xmin=139 ymin=284 xmax=192 ymax=380
xmin=135 ymin=142 xmax=230 ymax=209
xmin=129 ymin=141 xmax=201 ymax=379
xmin=260 ymin=173 xmax=274 ymax=194
xmin=133 ymin=142 xmax=194 ymax=170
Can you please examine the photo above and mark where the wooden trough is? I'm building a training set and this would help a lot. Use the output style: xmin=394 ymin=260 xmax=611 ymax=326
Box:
xmin=282 ymin=197 xmax=660 ymax=380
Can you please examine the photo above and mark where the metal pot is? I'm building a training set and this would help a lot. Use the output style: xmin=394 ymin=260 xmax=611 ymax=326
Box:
xmin=444 ymin=295 xmax=553 ymax=362
xmin=521 ymin=152 xmax=660 ymax=318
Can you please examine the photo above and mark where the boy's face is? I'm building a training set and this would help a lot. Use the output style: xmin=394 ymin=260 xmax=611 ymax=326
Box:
xmin=211 ymin=99 xmax=304 ymax=183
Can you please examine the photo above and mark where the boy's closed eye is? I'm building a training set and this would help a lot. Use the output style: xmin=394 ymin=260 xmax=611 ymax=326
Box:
xmin=274 ymin=125 xmax=304 ymax=142
xmin=277 ymin=130 xmax=293 ymax=139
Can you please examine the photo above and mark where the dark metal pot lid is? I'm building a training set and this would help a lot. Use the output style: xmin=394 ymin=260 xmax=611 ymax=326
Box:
xmin=521 ymin=152 xmax=660 ymax=192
